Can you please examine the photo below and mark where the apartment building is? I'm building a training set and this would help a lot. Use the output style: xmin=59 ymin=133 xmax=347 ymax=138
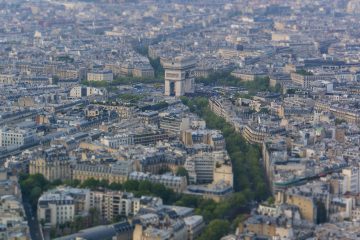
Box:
xmin=275 ymin=182 xmax=330 ymax=224
xmin=290 ymin=72 xmax=332 ymax=89
xmin=56 ymin=69 xmax=80 ymax=80
xmin=315 ymin=101 xmax=360 ymax=125
xmin=101 ymin=130 xmax=168 ymax=149
xmin=29 ymin=146 xmax=72 ymax=181
xmin=342 ymin=167 xmax=360 ymax=194
xmin=181 ymin=129 xmax=225 ymax=151
xmin=183 ymin=216 xmax=205 ymax=240
xmin=37 ymin=187 xmax=91 ymax=226
xmin=93 ymin=102 xmax=137 ymax=119
xmin=20 ymin=76 xmax=52 ymax=85
xmin=69 ymin=86 xmax=107 ymax=98
xmin=37 ymin=192 xmax=76 ymax=226
xmin=159 ymin=116 xmax=183 ymax=136
xmin=185 ymin=151 xmax=226 ymax=184
xmin=0 ymin=74 xmax=16 ymax=84
xmin=0 ymin=195 xmax=30 ymax=240
xmin=243 ymin=124 xmax=270 ymax=144
xmin=104 ymin=63 xmax=122 ymax=76
xmin=87 ymin=70 xmax=113 ymax=82
xmin=138 ymin=111 xmax=159 ymax=126
xmin=185 ymin=150 xmax=232 ymax=186
xmin=72 ymin=161 xmax=133 ymax=184
xmin=129 ymin=172 xmax=187 ymax=193
xmin=90 ymin=191 xmax=140 ymax=221
xmin=38 ymin=187 xmax=163 ymax=227
xmin=231 ymin=69 xmax=267 ymax=81
xmin=0 ymin=127 xmax=37 ymax=147
xmin=269 ymin=73 xmax=291 ymax=87
xmin=0 ymin=170 xmax=30 ymax=239
xmin=208 ymin=98 xmax=233 ymax=121
xmin=238 ymin=214 xmax=296 ymax=239
xmin=132 ymin=64 xmax=155 ymax=78
xmin=133 ymin=220 xmax=187 ymax=240
xmin=243 ymin=122 xmax=286 ymax=145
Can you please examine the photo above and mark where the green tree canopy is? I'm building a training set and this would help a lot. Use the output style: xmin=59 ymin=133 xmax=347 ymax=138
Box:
xmin=176 ymin=167 xmax=189 ymax=182
xmin=198 ymin=219 xmax=230 ymax=240
xmin=138 ymin=180 xmax=152 ymax=193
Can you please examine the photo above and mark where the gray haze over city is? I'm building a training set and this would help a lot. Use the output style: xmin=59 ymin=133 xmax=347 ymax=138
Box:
xmin=1 ymin=0 xmax=360 ymax=239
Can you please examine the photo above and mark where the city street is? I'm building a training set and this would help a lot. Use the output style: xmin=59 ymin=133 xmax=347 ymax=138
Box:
xmin=23 ymin=200 xmax=43 ymax=240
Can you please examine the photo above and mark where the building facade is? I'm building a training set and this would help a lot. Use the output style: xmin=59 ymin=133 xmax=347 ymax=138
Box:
xmin=29 ymin=147 xmax=72 ymax=181
xmin=0 ymin=127 xmax=37 ymax=147
xmin=87 ymin=70 xmax=113 ymax=82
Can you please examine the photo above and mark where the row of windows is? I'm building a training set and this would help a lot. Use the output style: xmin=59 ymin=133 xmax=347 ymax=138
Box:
xmin=57 ymin=206 xmax=73 ymax=210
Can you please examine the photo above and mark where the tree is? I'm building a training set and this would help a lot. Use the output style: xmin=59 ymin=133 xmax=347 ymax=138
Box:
xmin=213 ymin=201 xmax=231 ymax=218
xmin=117 ymin=93 xmax=145 ymax=103
xmin=138 ymin=180 xmax=152 ymax=193
xmin=51 ymin=179 xmax=63 ymax=187
xmin=175 ymin=195 xmax=199 ymax=208
xmin=255 ymin=182 xmax=268 ymax=201
xmin=80 ymin=178 xmax=100 ymax=190
xmin=133 ymin=45 xmax=148 ymax=56
xmin=176 ymin=167 xmax=189 ymax=182
xmin=50 ymin=228 xmax=57 ymax=239
xmin=198 ymin=220 xmax=230 ymax=240
xmin=149 ymin=57 xmax=164 ymax=79
xmin=63 ymin=179 xmax=81 ymax=187
xmin=335 ymin=118 xmax=346 ymax=125
xmin=123 ymin=180 xmax=139 ymax=191
xmin=109 ymin=182 xmax=122 ymax=190
xmin=19 ymin=173 xmax=52 ymax=210
xmin=29 ymin=186 xmax=42 ymax=207
xmin=81 ymin=80 xmax=109 ymax=88
xmin=152 ymin=183 xmax=170 ymax=202
xmin=230 ymin=214 xmax=247 ymax=231
xmin=181 ymin=96 xmax=270 ymax=208
xmin=40 ymin=219 xmax=46 ymax=227
xmin=229 ymin=192 xmax=247 ymax=207
xmin=74 ymin=216 xmax=85 ymax=231
xmin=266 ymin=196 xmax=275 ymax=205
xmin=112 ymin=214 xmax=126 ymax=223
xmin=99 ymin=179 xmax=109 ymax=188
xmin=89 ymin=208 xmax=100 ymax=226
